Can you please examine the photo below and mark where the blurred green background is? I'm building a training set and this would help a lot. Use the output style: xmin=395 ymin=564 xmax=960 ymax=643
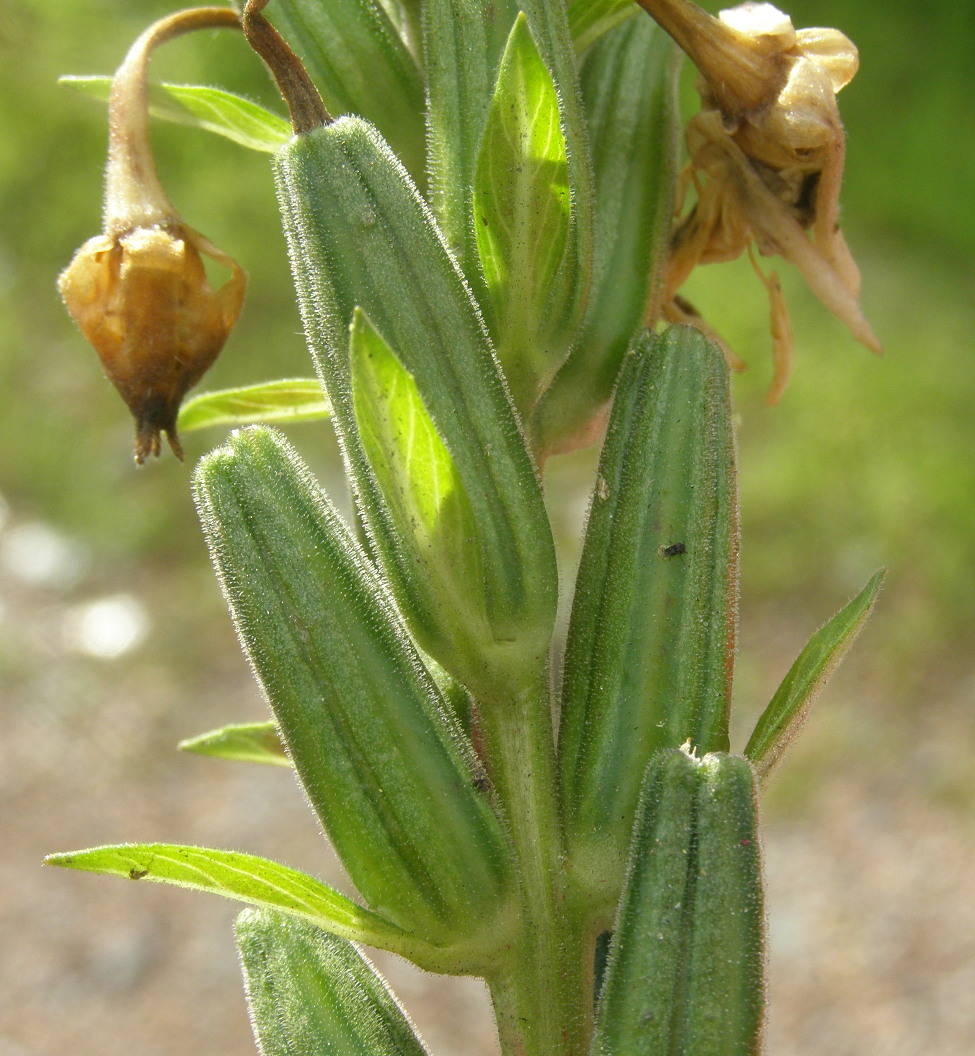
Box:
xmin=1 ymin=2 xmax=972 ymax=1055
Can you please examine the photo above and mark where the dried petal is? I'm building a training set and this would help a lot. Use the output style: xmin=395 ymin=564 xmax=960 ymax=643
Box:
xmin=639 ymin=0 xmax=880 ymax=399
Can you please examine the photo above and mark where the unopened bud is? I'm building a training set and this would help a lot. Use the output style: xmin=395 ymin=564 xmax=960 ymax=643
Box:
xmin=58 ymin=7 xmax=245 ymax=463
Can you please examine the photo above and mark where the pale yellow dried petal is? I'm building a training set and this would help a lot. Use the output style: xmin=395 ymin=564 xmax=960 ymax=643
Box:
xmin=718 ymin=2 xmax=795 ymax=46
xmin=794 ymin=27 xmax=859 ymax=91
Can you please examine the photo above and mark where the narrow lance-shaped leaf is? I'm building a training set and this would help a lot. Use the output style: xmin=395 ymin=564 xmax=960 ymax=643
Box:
xmin=533 ymin=15 xmax=680 ymax=455
xmin=746 ymin=569 xmax=885 ymax=780
xmin=559 ymin=326 xmax=738 ymax=909
xmin=473 ymin=13 xmax=571 ymax=414
xmin=274 ymin=119 xmax=557 ymax=700
xmin=177 ymin=378 xmax=330 ymax=434
xmin=194 ymin=428 xmax=514 ymax=953
xmin=179 ymin=721 xmax=291 ymax=767
xmin=422 ymin=0 xmax=522 ymax=289
xmin=270 ymin=0 xmax=426 ymax=183
xmin=44 ymin=844 xmax=424 ymax=960
xmin=61 ymin=76 xmax=290 ymax=153
xmin=593 ymin=750 xmax=765 ymax=1056
xmin=351 ymin=309 xmax=493 ymax=680
xmin=568 ymin=0 xmax=638 ymax=55
xmin=237 ymin=909 xmax=430 ymax=1056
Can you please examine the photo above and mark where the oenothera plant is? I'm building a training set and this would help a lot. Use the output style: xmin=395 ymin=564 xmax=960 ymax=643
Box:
xmin=50 ymin=1 xmax=884 ymax=1053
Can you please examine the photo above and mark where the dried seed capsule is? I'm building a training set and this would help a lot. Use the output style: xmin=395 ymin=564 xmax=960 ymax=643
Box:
xmin=60 ymin=223 xmax=245 ymax=462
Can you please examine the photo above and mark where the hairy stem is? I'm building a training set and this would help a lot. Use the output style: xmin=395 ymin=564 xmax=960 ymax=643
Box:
xmin=105 ymin=6 xmax=241 ymax=233
xmin=479 ymin=679 xmax=592 ymax=1056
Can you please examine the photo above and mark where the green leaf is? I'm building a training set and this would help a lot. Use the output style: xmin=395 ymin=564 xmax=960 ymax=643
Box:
xmin=559 ymin=327 xmax=738 ymax=909
xmin=178 ymin=721 xmax=291 ymax=767
xmin=60 ymin=76 xmax=290 ymax=153
xmin=177 ymin=379 xmax=330 ymax=434
xmin=269 ymin=0 xmax=426 ymax=182
xmin=44 ymin=843 xmax=421 ymax=958
xmin=533 ymin=15 xmax=680 ymax=455
xmin=568 ymin=0 xmax=637 ymax=55
xmin=746 ymin=570 xmax=885 ymax=780
xmin=350 ymin=309 xmax=491 ymax=656
xmin=274 ymin=118 xmax=558 ymax=700
xmin=237 ymin=909 xmax=429 ymax=1056
xmin=473 ymin=14 xmax=571 ymax=413
xmin=423 ymin=0 xmax=522 ymax=289
xmin=194 ymin=428 xmax=514 ymax=955
xmin=423 ymin=0 xmax=593 ymax=370
xmin=516 ymin=0 xmax=595 ymax=352
xmin=593 ymin=750 xmax=765 ymax=1056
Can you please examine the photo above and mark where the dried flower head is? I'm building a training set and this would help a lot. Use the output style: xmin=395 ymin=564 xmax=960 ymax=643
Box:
xmin=637 ymin=0 xmax=881 ymax=402
xmin=58 ymin=7 xmax=245 ymax=462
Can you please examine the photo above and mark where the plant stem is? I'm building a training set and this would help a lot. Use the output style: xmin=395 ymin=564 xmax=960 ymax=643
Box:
xmin=479 ymin=679 xmax=592 ymax=1056
xmin=104 ymin=6 xmax=241 ymax=234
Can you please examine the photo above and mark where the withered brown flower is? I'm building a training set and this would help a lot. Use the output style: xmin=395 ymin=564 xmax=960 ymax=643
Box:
xmin=60 ymin=223 xmax=245 ymax=463
xmin=58 ymin=7 xmax=245 ymax=462
xmin=637 ymin=0 xmax=881 ymax=402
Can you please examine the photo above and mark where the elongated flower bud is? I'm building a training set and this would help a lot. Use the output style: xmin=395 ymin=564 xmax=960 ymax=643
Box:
xmin=58 ymin=7 xmax=246 ymax=463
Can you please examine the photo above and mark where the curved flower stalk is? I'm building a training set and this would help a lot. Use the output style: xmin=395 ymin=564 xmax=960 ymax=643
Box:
xmin=59 ymin=7 xmax=247 ymax=462
xmin=637 ymin=0 xmax=882 ymax=401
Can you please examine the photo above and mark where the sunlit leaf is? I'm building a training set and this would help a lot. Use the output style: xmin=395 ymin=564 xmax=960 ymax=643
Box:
xmin=45 ymin=843 xmax=418 ymax=955
xmin=177 ymin=379 xmax=330 ymax=433
xmin=350 ymin=308 xmax=488 ymax=644
xmin=178 ymin=721 xmax=291 ymax=767
xmin=60 ymin=76 xmax=290 ymax=152
xmin=474 ymin=14 xmax=571 ymax=411
xmin=745 ymin=570 xmax=885 ymax=779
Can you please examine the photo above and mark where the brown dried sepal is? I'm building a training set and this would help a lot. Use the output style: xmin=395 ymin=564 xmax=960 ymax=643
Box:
xmin=59 ymin=222 xmax=246 ymax=463
xmin=640 ymin=0 xmax=881 ymax=402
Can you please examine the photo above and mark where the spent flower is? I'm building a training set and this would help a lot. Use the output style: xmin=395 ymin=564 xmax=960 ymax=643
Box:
xmin=58 ymin=7 xmax=246 ymax=462
xmin=637 ymin=0 xmax=881 ymax=401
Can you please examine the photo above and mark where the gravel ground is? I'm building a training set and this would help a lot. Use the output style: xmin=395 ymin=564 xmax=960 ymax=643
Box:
xmin=3 ymin=513 xmax=973 ymax=1056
